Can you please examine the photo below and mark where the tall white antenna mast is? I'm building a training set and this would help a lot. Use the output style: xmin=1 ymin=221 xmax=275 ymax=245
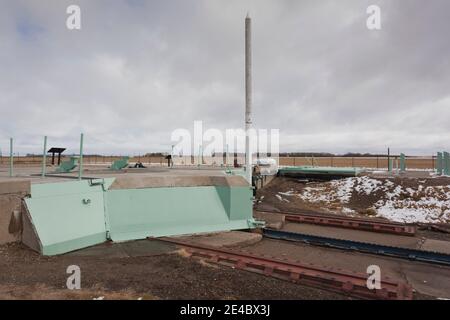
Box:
xmin=245 ymin=13 xmax=252 ymax=184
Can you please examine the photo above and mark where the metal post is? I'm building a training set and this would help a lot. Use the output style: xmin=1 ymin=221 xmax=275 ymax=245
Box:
xmin=395 ymin=157 xmax=399 ymax=174
xmin=226 ymin=144 xmax=229 ymax=167
xmin=400 ymin=153 xmax=406 ymax=172
xmin=78 ymin=133 xmax=84 ymax=180
xmin=437 ymin=152 xmax=443 ymax=175
xmin=387 ymin=147 xmax=391 ymax=172
xmin=444 ymin=151 xmax=450 ymax=176
xmin=9 ymin=138 xmax=13 ymax=177
xmin=245 ymin=13 xmax=252 ymax=184
xmin=41 ymin=136 xmax=47 ymax=177
xmin=171 ymin=145 xmax=174 ymax=168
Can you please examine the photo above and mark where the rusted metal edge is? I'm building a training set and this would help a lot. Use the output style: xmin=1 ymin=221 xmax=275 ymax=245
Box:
xmin=156 ymin=237 xmax=413 ymax=300
xmin=256 ymin=210 xmax=416 ymax=236
xmin=263 ymin=228 xmax=450 ymax=266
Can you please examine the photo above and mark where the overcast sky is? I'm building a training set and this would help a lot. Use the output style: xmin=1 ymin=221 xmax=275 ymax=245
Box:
xmin=0 ymin=0 xmax=449 ymax=155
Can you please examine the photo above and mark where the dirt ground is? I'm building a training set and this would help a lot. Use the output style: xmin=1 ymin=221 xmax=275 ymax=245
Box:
xmin=256 ymin=177 xmax=330 ymax=213
xmin=255 ymin=176 xmax=450 ymax=219
xmin=0 ymin=242 xmax=348 ymax=300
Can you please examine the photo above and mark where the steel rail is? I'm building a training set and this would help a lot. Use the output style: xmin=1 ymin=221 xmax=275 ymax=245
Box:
xmin=157 ymin=237 xmax=413 ymax=300
xmin=262 ymin=228 xmax=450 ymax=266
xmin=256 ymin=210 xmax=416 ymax=236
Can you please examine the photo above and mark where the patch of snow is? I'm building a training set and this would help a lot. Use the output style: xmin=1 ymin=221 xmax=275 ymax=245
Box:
xmin=275 ymin=194 xmax=290 ymax=203
xmin=298 ymin=177 xmax=450 ymax=224
xmin=278 ymin=190 xmax=295 ymax=196
xmin=342 ymin=207 xmax=355 ymax=214
xmin=331 ymin=178 xmax=355 ymax=202
xmin=376 ymin=203 xmax=450 ymax=223
xmin=375 ymin=185 xmax=450 ymax=223
xmin=354 ymin=176 xmax=382 ymax=195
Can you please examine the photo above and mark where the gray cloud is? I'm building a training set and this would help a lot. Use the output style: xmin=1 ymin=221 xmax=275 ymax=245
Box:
xmin=0 ymin=0 xmax=449 ymax=155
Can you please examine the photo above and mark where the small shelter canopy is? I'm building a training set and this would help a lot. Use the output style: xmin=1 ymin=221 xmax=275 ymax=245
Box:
xmin=47 ymin=147 xmax=66 ymax=165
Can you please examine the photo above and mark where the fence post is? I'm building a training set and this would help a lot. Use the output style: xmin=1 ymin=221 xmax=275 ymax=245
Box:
xmin=444 ymin=152 xmax=450 ymax=176
xmin=226 ymin=144 xmax=229 ymax=167
xmin=437 ymin=152 xmax=443 ymax=175
xmin=9 ymin=138 xmax=13 ymax=177
xmin=41 ymin=136 xmax=47 ymax=178
xmin=78 ymin=133 xmax=84 ymax=180
xmin=388 ymin=158 xmax=393 ymax=173
xmin=387 ymin=147 xmax=390 ymax=171
xmin=400 ymin=153 xmax=406 ymax=172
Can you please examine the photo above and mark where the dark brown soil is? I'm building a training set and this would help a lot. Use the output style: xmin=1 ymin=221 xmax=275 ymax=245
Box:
xmin=0 ymin=242 xmax=348 ymax=300
xmin=255 ymin=177 xmax=325 ymax=213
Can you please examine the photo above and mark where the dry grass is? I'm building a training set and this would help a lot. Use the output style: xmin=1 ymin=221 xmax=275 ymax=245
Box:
xmin=278 ymin=156 xmax=435 ymax=169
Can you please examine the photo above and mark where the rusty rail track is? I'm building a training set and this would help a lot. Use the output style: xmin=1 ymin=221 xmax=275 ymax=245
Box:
xmin=263 ymin=228 xmax=450 ymax=266
xmin=256 ymin=210 xmax=416 ymax=236
xmin=157 ymin=237 xmax=413 ymax=300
